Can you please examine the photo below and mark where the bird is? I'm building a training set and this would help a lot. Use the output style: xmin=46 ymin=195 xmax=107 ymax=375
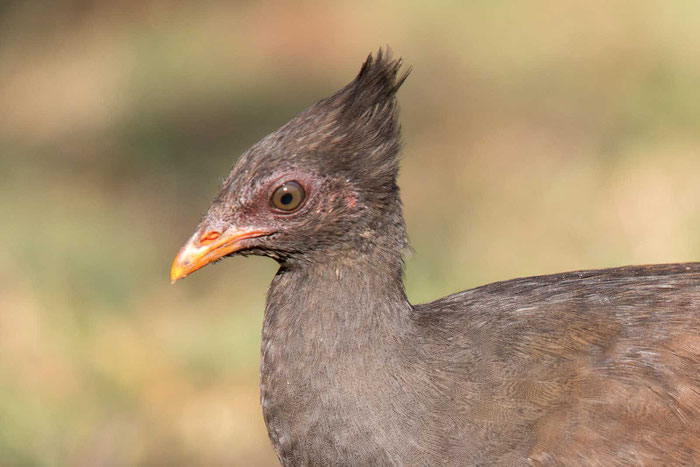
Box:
xmin=171 ymin=49 xmax=700 ymax=465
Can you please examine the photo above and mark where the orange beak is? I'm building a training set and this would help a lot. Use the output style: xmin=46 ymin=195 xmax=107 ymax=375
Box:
xmin=170 ymin=228 xmax=267 ymax=283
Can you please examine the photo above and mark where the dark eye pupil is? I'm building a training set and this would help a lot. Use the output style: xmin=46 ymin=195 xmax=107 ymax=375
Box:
xmin=280 ymin=193 xmax=293 ymax=205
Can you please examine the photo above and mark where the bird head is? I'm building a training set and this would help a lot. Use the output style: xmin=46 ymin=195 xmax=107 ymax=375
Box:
xmin=171 ymin=49 xmax=410 ymax=282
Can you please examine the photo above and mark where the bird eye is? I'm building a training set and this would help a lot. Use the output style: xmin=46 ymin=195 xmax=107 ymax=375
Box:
xmin=271 ymin=181 xmax=305 ymax=212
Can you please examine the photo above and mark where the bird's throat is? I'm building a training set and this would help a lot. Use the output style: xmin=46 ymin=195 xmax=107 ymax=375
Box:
xmin=259 ymin=261 xmax=413 ymax=463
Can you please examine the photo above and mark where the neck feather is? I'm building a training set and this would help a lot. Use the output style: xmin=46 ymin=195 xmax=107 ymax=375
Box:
xmin=259 ymin=258 xmax=414 ymax=462
xmin=263 ymin=256 xmax=411 ymax=342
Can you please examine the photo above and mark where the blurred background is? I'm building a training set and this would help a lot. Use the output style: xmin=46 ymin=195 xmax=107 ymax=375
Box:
xmin=1 ymin=1 xmax=698 ymax=465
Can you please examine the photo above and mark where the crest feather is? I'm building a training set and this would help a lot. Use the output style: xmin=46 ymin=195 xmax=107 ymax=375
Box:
xmin=330 ymin=47 xmax=410 ymax=135
xmin=247 ymin=48 xmax=410 ymax=194
xmin=354 ymin=47 xmax=411 ymax=97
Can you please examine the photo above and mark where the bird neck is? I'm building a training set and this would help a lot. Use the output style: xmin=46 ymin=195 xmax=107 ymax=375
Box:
xmin=259 ymin=259 xmax=415 ymax=462
xmin=263 ymin=255 xmax=411 ymax=341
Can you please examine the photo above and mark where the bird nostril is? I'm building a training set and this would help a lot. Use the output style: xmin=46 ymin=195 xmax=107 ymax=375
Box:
xmin=199 ymin=231 xmax=221 ymax=245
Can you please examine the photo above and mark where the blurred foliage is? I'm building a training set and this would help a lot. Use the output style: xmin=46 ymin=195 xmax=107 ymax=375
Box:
xmin=1 ymin=1 xmax=699 ymax=465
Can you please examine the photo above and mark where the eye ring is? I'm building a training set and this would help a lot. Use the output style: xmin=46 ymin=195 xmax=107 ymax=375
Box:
xmin=270 ymin=181 xmax=306 ymax=212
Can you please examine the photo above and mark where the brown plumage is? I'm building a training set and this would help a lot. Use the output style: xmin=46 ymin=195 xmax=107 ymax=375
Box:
xmin=171 ymin=49 xmax=700 ymax=465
